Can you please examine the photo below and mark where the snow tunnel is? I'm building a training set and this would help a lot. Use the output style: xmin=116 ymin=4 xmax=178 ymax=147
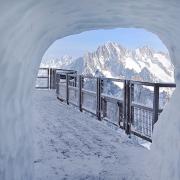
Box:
xmin=0 ymin=1 xmax=180 ymax=180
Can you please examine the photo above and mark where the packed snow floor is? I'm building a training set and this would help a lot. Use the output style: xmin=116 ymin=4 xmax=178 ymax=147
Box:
xmin=33 ymin=90 xmax=151 ymax=180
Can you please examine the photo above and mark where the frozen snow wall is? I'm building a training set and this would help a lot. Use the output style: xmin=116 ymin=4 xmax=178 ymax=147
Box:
xmin=0 ymin=0 xmax=179 ymax=179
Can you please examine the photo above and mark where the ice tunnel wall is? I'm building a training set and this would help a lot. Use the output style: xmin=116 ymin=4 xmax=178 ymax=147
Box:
xmin=0 ymin=0 xmax=180 ymax=179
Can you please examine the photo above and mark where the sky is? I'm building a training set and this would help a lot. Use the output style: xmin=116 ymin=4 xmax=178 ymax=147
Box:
xmin=43 ymin=28 xmax=168 ymax=59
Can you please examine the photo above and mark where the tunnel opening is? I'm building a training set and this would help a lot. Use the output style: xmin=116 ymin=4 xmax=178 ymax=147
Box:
xmin=1 ymin=1 xmax=180 ymax=180
xmin=35 ymin=28 xmax=175 ymax=140
xmin=33 ymin=28 xmax=176 ymax=179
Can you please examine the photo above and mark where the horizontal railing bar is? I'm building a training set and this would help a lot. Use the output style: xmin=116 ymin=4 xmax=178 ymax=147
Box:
xmin=101 ymin=93 xmax=123 ymax=104
xmin=38 ymin=68 xmax=176 ymax=86
xmin=81 ymin=75 xmax=98 ymax=79
xmin=56 ymin=72 xmax=77 ymax=75
xmin=67 ymin=74 xmax=77 ymax=78
xmin=131 ymin=80 xmax=157 ymax=86
xmin=82 ymin=89 xmax=96 ymax=96
xmin=38 ymin=68 xmax=49 ymax=70
xmin=103 ymin=118 xmax=118 ymax=126
xmin=69 ymin=86 xmax=78 ymax=91
xmin=132 ymin=102 xmax=163 ymax=113
xmin=131 ymin=102 xmax=153 ymax=112
xmin=131 ymin=130 xmax=152 ymax=143
xmin=59 ymin=81 xmax=66 ymax=84
xmin=69 ymin=101 xmax=78 ymax=107
xmin=103 ymin=118 xmax=124 ymax=129
xmin=36 ymin=76 xmax=49 ymax=78
xmin=36 ymin=86 xmax=49 ymax=89
xmin=81 ymin=107 xmax=96 ymax=116
xmin=57 ymin=96 xmax=65 ymax=102
xmin=157 ymin=83 xmax=176 ymax=87
xmin=131 ymin=80 xmax=176 ymax=87
xmin=100 ymin=77 xmax=125 ymax=82
xmin=56 ymin=68 xmax=77 ymax=72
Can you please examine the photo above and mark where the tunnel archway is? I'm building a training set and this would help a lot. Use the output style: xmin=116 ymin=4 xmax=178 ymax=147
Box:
xmin=38 ymin=28 xmax=175 ymax=144
xmin=0 ymin=1 xmax=180 ymax=180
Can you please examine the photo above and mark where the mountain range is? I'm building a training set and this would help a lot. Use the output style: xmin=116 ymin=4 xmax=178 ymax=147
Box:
xmin=41 ymin=42 xmax=174 ymax=83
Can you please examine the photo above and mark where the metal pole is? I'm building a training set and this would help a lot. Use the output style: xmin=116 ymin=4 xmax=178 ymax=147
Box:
xmin=52 ymin=69 xmax=56 ymax=89
xmin=131 ymin=83 xmax=134 ymax=126
xmin=48 ymin=68 xmax=50 ymax=90
xmin=74 ymin=72 xmax=77 ymax=87
xmin=123 ymin=80 xmax=127 ymax=130
xmin=153 ymin=84 xmax=159 ymax=128
xmin=126 ymin=80 xmax=131 ymax=135
xmin=50 ymin=68 xmax=52 ymax=89
xmin=96 ymin=77 xmax=99 ymax=119
xmin=79 ymin=75 xmax=83 ymax=112
xmin=100 ymin=79 xmax=104 ymax=118
xmin=56 ymin=71 xmax=61 ymax=96
xmin=118 ymin=101 xmax=123 ymax=128
xmin=102 ymin=98 xmax=107 ymax=118
xmin=66 ymin=73 xmax=69 ymax=105
xmin=96 ymin=78 xmax=101 ymax=120
xmin=56 ymin=73 xmax=59 ymax=96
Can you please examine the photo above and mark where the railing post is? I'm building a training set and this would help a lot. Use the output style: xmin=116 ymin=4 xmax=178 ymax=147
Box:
xmin=102 ymin=98 xmax=107 ymax=118
xmin=48 ymin=68 xmax=50 ymax=90
xmin=100 ymin=79 xmax=104 ymax=117
xmin=50 ymin=68 xmax=52 ymax=89
xmin=66 ymin=73 xmax=69 ymax=105
xmin=118 ymin=101 xmax=123 ymax=128
xmin=123 ymin=80 xmax=132 ymax=135
xmin=53 ymin=69 xmax=56 ymax=89
xmin=49 ymin=68 xmax=52 ymax=89
xmin=79 ymin=75 xmax=83 ymax=112
xmin=153 ymin=84 xmax=160 ymax=128
xmin=123 ymin=80 xmax=127 ymax=130
xmin=126 ymin=80 xmax=132 ymax=135
xmin=131 ymin=82 xmax=134 ymax=126
xmin=96 ymin=77 xmax=102 ymax=120
xmin=74 ymin=73 xmax=77 ymax=87
xmin=50 ymin=68 xmax=56 ymax=89
xmin=56 ymin=73 xmax=60 ymax=96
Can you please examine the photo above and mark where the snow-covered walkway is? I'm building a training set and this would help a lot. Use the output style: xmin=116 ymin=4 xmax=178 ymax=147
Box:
xmin=33 ymin=90 xmax=151 ymax=180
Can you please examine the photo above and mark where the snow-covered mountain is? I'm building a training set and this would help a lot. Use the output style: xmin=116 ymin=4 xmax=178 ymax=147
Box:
xmin=41 ymin=42 xmax=174 ymax=83
xmin=41 ymin=55 xmax=74 ymax=68
xmin=40 ymin=42 xmax=175 ymax=109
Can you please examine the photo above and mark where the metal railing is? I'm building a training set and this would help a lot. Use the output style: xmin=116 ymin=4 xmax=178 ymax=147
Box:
xmin=36 ymin=68 xmax=77 ymax=89
xmin=36 ymin=68 xmax=176 ymax=142
xmin=55 ymin=70 xmax=176 ymax=142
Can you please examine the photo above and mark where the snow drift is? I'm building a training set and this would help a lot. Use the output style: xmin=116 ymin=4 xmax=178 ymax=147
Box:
xmin=0 ymin=1 xmax=180 ymax=180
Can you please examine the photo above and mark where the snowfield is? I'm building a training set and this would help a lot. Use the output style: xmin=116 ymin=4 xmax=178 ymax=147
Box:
xmin=33 ymin=90 xmax=151 ymax=180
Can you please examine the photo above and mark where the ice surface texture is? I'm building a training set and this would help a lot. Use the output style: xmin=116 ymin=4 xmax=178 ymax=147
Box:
xmin=33 ymin=90 xmax=151 ymax=180
xmin=0 ymin=0 xmax=179 ymax=180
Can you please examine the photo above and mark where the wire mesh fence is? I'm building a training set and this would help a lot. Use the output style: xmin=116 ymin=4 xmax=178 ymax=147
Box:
xmin=131 ymin=105 xmax=153 ymax=138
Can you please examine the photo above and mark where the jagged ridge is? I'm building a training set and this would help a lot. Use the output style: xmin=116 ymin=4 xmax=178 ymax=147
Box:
xmin=41 ymin=42 xmax=174 ymax=83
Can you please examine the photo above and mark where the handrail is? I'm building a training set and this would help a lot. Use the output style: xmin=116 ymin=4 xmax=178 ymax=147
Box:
xmin=36 ymin=68 xmax=176 ymax=142
xmin=131 ymin=80 xmax=176 ymax=87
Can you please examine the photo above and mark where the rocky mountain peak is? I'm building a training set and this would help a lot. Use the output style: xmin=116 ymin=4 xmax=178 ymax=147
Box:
xmin=41 ymin=42 xmax=174 ymax=83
